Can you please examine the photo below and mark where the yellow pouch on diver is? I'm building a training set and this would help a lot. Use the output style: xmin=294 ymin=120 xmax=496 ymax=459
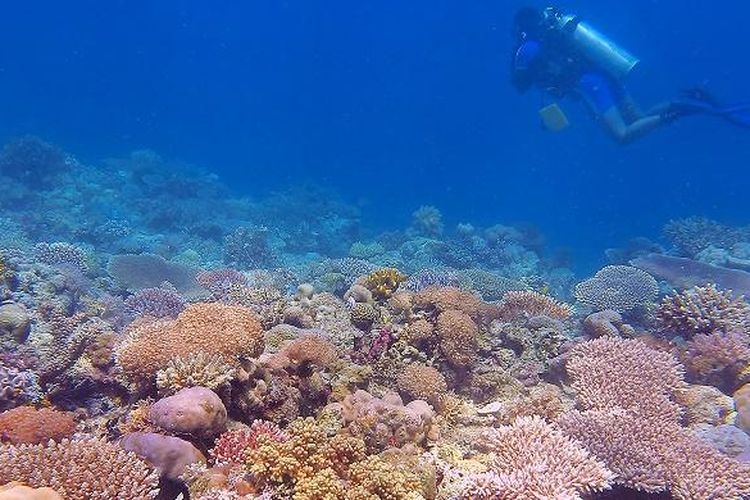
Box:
xmin=539 ymin=103 xmax=570 ymax=132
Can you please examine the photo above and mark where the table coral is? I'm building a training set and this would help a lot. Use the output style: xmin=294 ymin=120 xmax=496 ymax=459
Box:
xmin=574 ymin=265 xmax=659 ymax=312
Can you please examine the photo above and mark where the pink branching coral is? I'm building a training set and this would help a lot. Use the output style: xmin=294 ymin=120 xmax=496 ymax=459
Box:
xmin=210 ymin=420 xmax=288 ymax=466
xmin=559 ymin=336 xmax=750 ymax=498
xmin=460 ymin=416 xmax=614 ymax=499
xmin=499 ymin=290 xmax=574 ymax=321
xmin=565 ymin=337 xmax=685 ymax=420
xmin=655 ymin=284 xmax=750 ymax=339
xmin=196 ymin=268 xmax=248 ymax=301
xmin=0 ymin=438 xmax=160 ymax=498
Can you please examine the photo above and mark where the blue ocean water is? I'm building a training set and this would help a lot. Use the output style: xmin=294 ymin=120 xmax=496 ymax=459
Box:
xmin=0 ymin=1 xmax=747 ymax=270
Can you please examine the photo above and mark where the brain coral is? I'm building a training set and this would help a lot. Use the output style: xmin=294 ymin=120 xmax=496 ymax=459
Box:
xmin=116 ymin=302 xmax=264 ymax=385
xmin=574 ymin=265 xmax=659 ymax=312
xmin=0 ymin=406 xmax=76 ymax=445
xmin=0 ymin=438 xmax=160 ymax=498
xmin=437 ymin=309 xmax=479 ymax=367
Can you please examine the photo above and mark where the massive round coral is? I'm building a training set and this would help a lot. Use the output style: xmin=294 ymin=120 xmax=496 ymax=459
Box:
xmin=436 ymin=309 xmax=479 ymax=367
xmin=115 ymin=302 xmax=264 ymax=385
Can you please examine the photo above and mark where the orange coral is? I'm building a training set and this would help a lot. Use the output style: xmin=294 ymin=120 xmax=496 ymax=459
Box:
xmin=397 ymin=363 xmax=447 ymax=408
xmin=414 ymin=286 xmax=499 ymax=323
xmin=499 ymin=290 xmax=573 ymax=321
xmin=116 ymin=302 xmax=264 ymax=384
xmin=0 ymin=406 xmax=76 ymax=445
xmin=436 ymin=309 xmax=479 ymax=367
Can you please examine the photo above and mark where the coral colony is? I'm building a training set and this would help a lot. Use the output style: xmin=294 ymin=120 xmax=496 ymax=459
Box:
xmin=1 ymin=137 xmax=750 ymax=499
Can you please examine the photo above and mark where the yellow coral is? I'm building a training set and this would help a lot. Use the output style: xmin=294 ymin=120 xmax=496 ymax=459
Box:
xmin=363 ymin=268 xmax=407 ymax=301
xmin=294 ymin=468 xmax=345 ymax=500
xmin=347 ymin=456 xmax=424 ymax=500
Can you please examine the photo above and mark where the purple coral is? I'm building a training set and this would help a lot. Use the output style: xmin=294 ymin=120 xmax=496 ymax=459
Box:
xmin=196 ymin=268 xmax=247 ymax=301
xmin=125 ymin=286 xmax=185 ymax=319
xmin=35 ymin=242 xmax=90 ymax=273
xmin=0 ymin=360 xmax=43 ymax=411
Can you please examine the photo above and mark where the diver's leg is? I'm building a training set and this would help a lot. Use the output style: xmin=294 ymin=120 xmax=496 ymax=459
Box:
xmin=619 ymin=93 xmax=645 ymax=124
xmin=599 ymin=106 xmax=669 ymax=144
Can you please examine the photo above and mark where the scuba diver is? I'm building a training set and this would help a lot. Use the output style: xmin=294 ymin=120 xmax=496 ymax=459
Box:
xmin=511 ymin=6 xmax=750 ymax=144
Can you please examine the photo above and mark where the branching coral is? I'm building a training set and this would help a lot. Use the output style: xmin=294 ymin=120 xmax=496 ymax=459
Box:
xmin=125 ymin=285 xmax=185 ymax=319
xmin=498 ymin=290 xmax=573 ymax=321
xmin=559 ymin=336 xmax=750 ymax=498
xmin=210 ymin=420 xmax=288 ymax=466
xmin=574 ymin=265 xmax=658 ymax=312
xmin=116 ymin=302 xmax=264 ymax=385
xmin=155 ymin=352 xmax=237 ymax=396
xmin=0 ymin=438 xmax=160 ymax=498
xmin=0 ymin=406 xmax=76 ymax=445
xmin=678 ymin=330 xmax=750 ymax=390
xmin=362 ymin=268 xmax=407 ymax=301
xmin=655 ymin=284 xmax=750 ymax=339
xmin=460 ymin=415 xmax=614 ymax=499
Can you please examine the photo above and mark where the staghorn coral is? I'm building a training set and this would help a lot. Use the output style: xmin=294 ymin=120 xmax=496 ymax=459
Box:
xmin=196 ymin=268 xmax=248 ymax=301
xmin=574 ymin=265 xmax=658 ymax=312
xmin=361 ymin=268 xmax=407 ymax=301
xmin=655 ymin=284 xmax=750 ymax=339
xmin=116 ymin=302 xmax=264 ymax=385
xmin=0 ymin=438 xmax=160 ymax=498
xmin=459 ymin=415 xmax=614 ymax=499
xmin=559 ymin=407 xmax=750 ymax=498
xmin=34 ymin=242 xmax=90 ymax=273
xmin=566 ymin=337 xmax=685 ymax=418
xmin=0 ymin=406 xmax=76 ymax=445
xmin=397 ymin=363 xmax=448 ymax=409
xmin=560 ymin=336 xmax=750 ymax=498
xmin=437 ymin=309 xmax=479 ymax=367
xmin=156 ymin=352 xmax=237 ymax=396
xmin=498 ymin=290 xmax=573 ymax=321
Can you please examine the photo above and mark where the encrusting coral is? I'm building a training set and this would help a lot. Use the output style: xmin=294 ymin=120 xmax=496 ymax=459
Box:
xmin=0 ymin=406 xmax=76 ymax=445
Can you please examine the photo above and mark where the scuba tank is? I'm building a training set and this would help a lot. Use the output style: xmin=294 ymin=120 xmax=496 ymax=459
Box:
xmin=542 ymin=7 xmax=639 ymax=81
